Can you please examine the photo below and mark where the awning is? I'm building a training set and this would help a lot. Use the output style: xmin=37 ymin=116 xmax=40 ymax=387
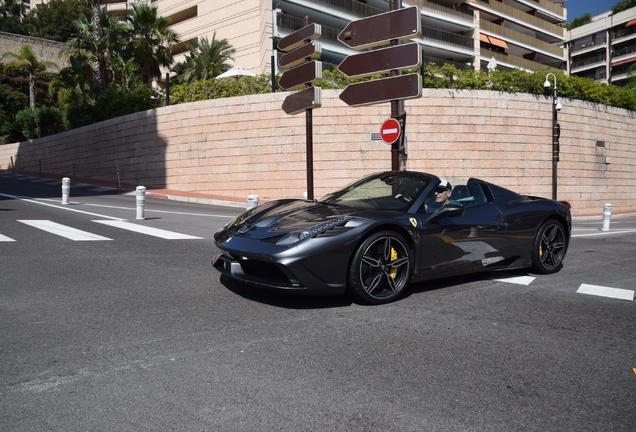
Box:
xmin=487 ymin=35 xmax=509 ymax=49
xmin=479 ymin=33 xmax=508 ymax=49
xmin=625 ymin=18 xmax=636 ymax=27
xmin=612 ymin=57 xmax=636 ymax=67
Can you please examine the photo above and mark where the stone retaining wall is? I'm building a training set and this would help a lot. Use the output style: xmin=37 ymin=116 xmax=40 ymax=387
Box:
xmin=0 ymin=32 xmax=68 ymax=69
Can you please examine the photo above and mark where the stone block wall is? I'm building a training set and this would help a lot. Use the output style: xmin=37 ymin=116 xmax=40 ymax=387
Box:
xmin=0 ymin=32 xmax=68 ymax=69
xmin=1 ymin=88 xmax=634 ymax=217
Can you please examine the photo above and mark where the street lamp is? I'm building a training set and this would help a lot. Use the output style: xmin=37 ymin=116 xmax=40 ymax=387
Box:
xmin=544 ymin=73 xmax=562 ymax=200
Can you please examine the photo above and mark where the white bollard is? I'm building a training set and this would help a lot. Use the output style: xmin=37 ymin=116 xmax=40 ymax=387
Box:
xmin=601 ymin=203 xmax=612 ymax=231
xmin=302 ymin=191 xmax=308 ymax=201
xmin=246 ymin=194 xmax=259 ymax=210
xmin=136 ymin=186 xmax=146 ymax=220
xmin=61 ymin=177 xmax=70 ymax=205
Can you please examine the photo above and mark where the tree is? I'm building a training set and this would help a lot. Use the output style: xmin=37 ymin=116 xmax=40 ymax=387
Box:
xmin=0 ymin=0 xmax=28 ymax=35
xmin=1 ymin=44 xmax=58 ymax=110
xmin=612 ymin=0 xmax=636 ymax=13
xmin=126 ymin=4 xmax=180 ymax=84
xmin=625 ymin=62 xmax=636 ymax=90
xmin=108 ymin=54 xmax=140 ymax=94
xmin=172 ymin=34 xmax=236 ymax=83
xmin=92 ymin=0 xmax=105 ymax=93
xmin=566 ymin=13 xmax=593 ymax=31
xmin=23 ymin=0 xmax=92 ymax=42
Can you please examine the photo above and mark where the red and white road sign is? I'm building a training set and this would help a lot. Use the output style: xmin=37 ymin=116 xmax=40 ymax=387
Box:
xmin=380 ymin=118 xmax=401 ymax=144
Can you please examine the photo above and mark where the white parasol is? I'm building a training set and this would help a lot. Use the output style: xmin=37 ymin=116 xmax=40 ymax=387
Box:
xmin=216 ymin=66 xmax=257 ymax=80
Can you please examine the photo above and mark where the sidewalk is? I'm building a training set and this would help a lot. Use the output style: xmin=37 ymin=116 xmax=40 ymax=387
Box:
xmin=0 ymin=170 xmax=247 ymax=209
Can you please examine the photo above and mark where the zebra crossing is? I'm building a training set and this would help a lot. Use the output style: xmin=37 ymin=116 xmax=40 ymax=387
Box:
xmin=2 ymin=219 xmax=204 ymax=241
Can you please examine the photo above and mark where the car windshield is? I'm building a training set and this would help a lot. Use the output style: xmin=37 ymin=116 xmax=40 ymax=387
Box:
xmin=319 ymin=173 xmax=431 ymax=211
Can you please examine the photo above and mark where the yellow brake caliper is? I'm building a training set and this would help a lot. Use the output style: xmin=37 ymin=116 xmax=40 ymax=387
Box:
xmin=389 ymin=247 xmax=398 ymax=279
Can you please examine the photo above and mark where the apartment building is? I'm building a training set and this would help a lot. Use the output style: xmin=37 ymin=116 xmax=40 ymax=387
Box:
xmin=2 ymin=0 xmax=566 ymax=76
xmin=99 ymin=0 xmax=566 ymax=79
xmin=566 ymin=7 xmax=636 ymax=86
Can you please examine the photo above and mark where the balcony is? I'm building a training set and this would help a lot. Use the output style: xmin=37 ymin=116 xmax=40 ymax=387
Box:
xmin=571 ymin=52 xmax=607 ymax=71
xmin=481 ymin=20 xmax=563 ymax=58
xmin=613 ymin=25 xmax=636 ymax=42
xmin=276 ymin=12 xmax=474 ymax=54
xmin=481 ymin=47 xmax=559 ymax=71
xmin=472 ymin=0 xmax=564 ymax=39
xmin=420 ymin=25 xmax=474 ymax=50
xmin=570 ymin=36 xmax=607 ymax=53
xmin=517 ymin=0 xmax=566 ymax=20
xmin=409 ymin=0 xmax=474 ymax=22
xmin=423 ymin=55 xmax=474 ymax=71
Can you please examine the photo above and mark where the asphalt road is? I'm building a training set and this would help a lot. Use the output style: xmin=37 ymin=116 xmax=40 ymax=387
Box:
xmin=1 ymin=173 xmax=634 ymax=431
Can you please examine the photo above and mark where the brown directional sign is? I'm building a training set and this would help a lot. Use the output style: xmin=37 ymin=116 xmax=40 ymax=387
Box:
xmin=279 ymin=60 xmax=322 ymax=91
xmin=282 ymin=87 xmax=322 ymax=115
xmin=279 ymin=42 xmax=322 ymax=69
xmin=339 ymin=73 xmax=422 ymax=107
xmin=277 ymin=23 xmax=322 ymax=52
xmin=338 ymin=6 xmax=421 ymax=50
xmin=338 ymin=43 xmax=421 ymax=78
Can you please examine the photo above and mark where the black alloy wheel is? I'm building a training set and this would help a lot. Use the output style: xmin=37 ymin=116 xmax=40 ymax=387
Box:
xmin=532 ymin=219 xmax=567 ymax=274
xmin=348 ymin=231 xmax=411 ymax=304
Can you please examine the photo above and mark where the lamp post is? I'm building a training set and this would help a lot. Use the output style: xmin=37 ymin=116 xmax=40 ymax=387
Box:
xmin=544 ymin=73 xmax=562 ymax=200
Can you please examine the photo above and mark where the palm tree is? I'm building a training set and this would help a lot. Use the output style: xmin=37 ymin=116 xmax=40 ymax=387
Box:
xmin=1 ymin=43 xmax=58 ymax=110
xmin=92 ymin=0 xmax=105 ymax=93
xmin=173 ymin=34 xmax=236 ymax=83
xmin=625 ymin=62 xmax=636 ymax=90
xmin=108 ymin=54 xmax=140 ymax=94
xmin=127 ymin=4 xmax=180 ymax=84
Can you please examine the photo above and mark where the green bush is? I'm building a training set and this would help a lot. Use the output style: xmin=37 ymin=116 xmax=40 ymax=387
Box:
xmin=13 ymin=106 xmax=66 ymax=139
xmin=34 ymin=106 xmax=66 ymax=137
xmin=170 ymin=74 xmax=273 ymax=103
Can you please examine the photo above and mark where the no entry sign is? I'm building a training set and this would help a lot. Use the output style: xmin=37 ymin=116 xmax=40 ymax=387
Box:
xmin=380 ymin=118 xmax=401 ymax=144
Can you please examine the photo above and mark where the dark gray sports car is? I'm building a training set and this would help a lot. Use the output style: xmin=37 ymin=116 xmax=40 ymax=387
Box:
xmin=212 ymin=171 xmax=571 ymax=304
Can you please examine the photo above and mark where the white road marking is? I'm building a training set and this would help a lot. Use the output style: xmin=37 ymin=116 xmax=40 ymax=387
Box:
xmin=493 ymin=275 xmax=536 ymax=285
xmin=18 ymin=220 xmax=112 ymax=241
xmin=93 ymin=220 xmax=203 ymax=239
xmin=571 ymin=229 xmax=636 ymax=238
xmin=0 ymin=233 xmax=16 ymax=242
xmin=577 ymin=283 xmax=634 ymax=301
xmin=0 ymin=193 xmax=124 ymax=220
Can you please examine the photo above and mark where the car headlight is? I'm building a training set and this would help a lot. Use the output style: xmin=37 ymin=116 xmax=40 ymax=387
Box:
xmin=276 ymin=217 xmax=352 ymax=246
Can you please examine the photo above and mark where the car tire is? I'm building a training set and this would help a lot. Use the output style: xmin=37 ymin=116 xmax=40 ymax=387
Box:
xmin=348 ymin=231 xmax=411 ymax=305
xmin=531 ymin=219 xmax=567 ymax=274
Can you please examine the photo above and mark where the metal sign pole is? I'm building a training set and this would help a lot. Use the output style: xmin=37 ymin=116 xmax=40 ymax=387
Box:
xmin=390 ymin=0 xmax=402 ymax=171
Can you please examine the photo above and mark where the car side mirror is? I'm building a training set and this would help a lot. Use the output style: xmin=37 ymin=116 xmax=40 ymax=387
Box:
xmin=426 ymin=204 xmax=465 ymax=223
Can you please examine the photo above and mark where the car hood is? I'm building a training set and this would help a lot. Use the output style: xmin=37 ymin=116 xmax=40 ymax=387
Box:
xmin=221 ymin=199 xmax=361 ymax=240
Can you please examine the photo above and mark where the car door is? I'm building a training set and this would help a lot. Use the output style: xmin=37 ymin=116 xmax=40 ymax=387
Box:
xmin=412 ymin=180 xmax=508 ymax=279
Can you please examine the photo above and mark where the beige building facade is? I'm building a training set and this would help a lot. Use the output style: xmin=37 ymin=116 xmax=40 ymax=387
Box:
xmin=100 ymin=0 xmax=568 ymax=84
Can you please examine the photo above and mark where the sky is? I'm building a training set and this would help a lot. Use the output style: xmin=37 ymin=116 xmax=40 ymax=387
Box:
xmin=565 ymin=0 xmax=617 ymax=22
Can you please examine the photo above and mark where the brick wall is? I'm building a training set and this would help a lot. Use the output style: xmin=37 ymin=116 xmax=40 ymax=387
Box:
xmin=1 ymin=89 xmax=634 ymax=216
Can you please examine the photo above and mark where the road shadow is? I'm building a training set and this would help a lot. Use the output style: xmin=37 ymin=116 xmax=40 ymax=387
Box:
xmin=219 ymin=274 xmax=353 ymax=310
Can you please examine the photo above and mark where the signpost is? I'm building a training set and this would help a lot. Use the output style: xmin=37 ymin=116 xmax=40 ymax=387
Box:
xmin=338 ymin=1 xmax=422 ymax=170
xmin=278 ymin=61 xmax=322 ymax=91
xmin=338 ymin=43 xmax=421 ymax=78
xmin=337 ymin=6 xmax=421 ymax=50
xmin=278 ymin=20 xmax=323 ymax=200
xmin=339 ymin=74 xmax=422 ymax=107
xmin=282 ymin=87 xmax=322 ymax=116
